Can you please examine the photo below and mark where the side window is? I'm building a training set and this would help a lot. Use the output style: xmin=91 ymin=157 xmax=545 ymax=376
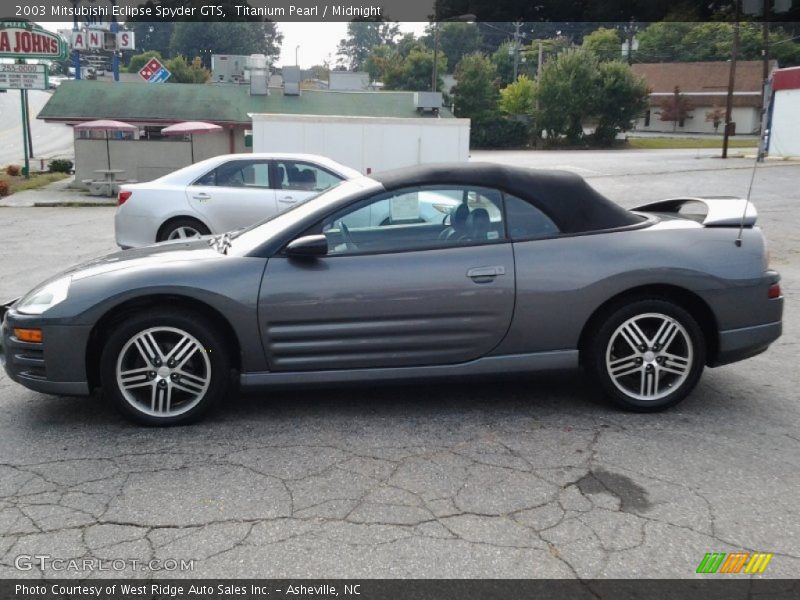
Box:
xmin=504 ymin=194 xmax=560 ymax=240
xmin=195 ymin=160 xmax=270 ymax=188
xmin=319 ymin=186 xmax=505 ymax=256
xmin=275 ymin=161 xmax=343 ymax=192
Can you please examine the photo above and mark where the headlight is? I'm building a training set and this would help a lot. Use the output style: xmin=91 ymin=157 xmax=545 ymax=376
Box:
xmin=16 ymin=276 xmax=72 ymax=315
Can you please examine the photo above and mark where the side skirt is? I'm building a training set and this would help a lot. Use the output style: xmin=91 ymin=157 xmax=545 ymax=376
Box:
xmin=240 ymin=350 xmax=579 ymax=389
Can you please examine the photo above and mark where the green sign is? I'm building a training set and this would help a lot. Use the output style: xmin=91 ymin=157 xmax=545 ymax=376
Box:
xmin=0 ymin=20 xmax=68 ymax=61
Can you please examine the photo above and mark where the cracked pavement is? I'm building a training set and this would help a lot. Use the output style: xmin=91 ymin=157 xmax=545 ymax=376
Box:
xmin=0 ymin=149 xmax=798 ymax=578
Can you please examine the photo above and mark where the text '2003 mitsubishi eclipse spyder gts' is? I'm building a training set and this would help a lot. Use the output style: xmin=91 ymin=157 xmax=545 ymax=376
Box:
xmin=0 ymin=164 xmax=783 ymax=425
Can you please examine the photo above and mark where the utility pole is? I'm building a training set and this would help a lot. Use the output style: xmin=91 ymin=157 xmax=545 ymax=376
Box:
xmin=626 ymin=18 xmax=636 ymax=65
xmin=432 ymin=21 xmax=439 ymax=91
xmin=762 ymin=0 xmax=770 ymax=105
xmin=722 ymin=0 xmax=741 ymax=159
xmin=512 ymin=21 xmax=524 ymax=81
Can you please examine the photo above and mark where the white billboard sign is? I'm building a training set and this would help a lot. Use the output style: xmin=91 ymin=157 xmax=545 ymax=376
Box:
xmin=0 ymin=63 xmax=48 ymax=90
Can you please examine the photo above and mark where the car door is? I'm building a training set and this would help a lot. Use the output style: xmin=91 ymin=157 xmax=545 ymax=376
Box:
xmin=272 ymin=159 xmax=346 ymax=213
xmin=258 ymin=185 xmax=515 ymax=372
xmin=186 ymin=159 xmax=278 ymax=232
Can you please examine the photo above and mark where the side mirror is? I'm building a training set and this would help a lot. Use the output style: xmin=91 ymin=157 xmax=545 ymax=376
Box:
xmin=285 ymin=234 xmax=328 ymax=257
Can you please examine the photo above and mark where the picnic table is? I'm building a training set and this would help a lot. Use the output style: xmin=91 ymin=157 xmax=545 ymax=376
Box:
xmin=83 ymin=169 xmax=135 ymax=197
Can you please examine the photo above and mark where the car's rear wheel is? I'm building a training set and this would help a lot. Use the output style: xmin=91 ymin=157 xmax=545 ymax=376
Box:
xmin=100 ymin=309 xmax=230 ymax=425
xmin=585 ymin=298 xmax=706 ymax=412
xmin=157 ymin=218 xmax=210 ymax=242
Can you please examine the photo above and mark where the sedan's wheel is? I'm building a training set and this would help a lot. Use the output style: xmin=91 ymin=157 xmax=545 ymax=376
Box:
xmin=157 ymin=218 xmax=210 ymax=242
xmin=100 ymin=310 xmax=230 ymax=425
xmin=586 ymin=299 xmax=705 ymax=412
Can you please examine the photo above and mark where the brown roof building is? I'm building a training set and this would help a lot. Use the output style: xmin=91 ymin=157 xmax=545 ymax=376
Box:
xmin=630 ymin=61 xmax=775 ymax=134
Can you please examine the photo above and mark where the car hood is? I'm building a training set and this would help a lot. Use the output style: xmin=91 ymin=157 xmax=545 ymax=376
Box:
xmin=64 ymin=239 xmax=225 ymax=282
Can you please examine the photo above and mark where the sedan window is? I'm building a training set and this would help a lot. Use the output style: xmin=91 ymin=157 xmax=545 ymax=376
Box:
xmin=193 ymin=160 xmax=270 ymax=188
xmin=320 ymin=186 xmax=505 ymax=256
xmin=274 ymin=161 xmax=343 ymax=192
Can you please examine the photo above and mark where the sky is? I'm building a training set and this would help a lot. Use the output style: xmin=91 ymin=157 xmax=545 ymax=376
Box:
xmin=41 ymin=22 xmax=429 ymax=68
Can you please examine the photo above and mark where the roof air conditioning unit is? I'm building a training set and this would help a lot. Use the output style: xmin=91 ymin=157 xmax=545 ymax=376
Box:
xmin=283 ymin=66 xmax=302 ymax=96
xmin=414 ymin=91 xmax=442 ymax=114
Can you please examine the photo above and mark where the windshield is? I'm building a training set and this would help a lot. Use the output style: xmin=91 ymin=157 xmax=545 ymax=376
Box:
xmin=226 ymin=177 xmax=382 ymax=256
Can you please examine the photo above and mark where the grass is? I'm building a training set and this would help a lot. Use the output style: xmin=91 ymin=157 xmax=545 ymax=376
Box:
xmin=627 ymin=137 xmax=758 ymax=150
xmin=1 ymin=171 xmax=69 ymax=195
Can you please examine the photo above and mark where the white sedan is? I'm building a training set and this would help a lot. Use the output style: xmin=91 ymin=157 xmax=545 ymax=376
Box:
xmin=114 ymin=153 xmax=363 ymax=248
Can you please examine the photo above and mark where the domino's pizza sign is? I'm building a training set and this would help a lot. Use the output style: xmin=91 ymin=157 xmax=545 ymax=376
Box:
xmin=138 ymin=57 xmax=171 ymax=83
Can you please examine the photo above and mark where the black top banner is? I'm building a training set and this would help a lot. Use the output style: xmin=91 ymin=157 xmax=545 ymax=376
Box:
xmin=3 ymin=0 xmax=800 ymax=23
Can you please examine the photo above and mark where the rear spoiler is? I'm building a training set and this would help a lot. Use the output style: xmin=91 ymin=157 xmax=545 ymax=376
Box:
xmin=632 ymin=197 xmax=757 ymax=227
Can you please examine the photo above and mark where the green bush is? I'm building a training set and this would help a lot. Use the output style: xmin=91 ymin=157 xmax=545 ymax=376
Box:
xmin=470 ymin=118 xmax=530 ymax=149
xmin=48 ymin=159 xmax=73 ymax=173
xmin=5 ymin=164 xmax=21 ymax=176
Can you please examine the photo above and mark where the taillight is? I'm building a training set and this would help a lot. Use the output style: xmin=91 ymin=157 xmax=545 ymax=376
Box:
xmin=118 ymin=190 xmax=132 ymax=206
xmin=768 ymin=283 xmax=781 ymax=299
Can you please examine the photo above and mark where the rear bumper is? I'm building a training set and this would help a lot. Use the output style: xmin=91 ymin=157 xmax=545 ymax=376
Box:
xmin=712 ymin=320 xmax=782 ymax=367
xmin=1 ymin=305 xmax=92 ymax=396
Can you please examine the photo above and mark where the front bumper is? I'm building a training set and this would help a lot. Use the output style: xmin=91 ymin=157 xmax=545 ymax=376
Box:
xmin=1 ymin=303 xmax=92 ymax=396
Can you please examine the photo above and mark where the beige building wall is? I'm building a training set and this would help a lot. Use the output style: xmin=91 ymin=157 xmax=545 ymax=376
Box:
xmin=74 ymin=129 xmax=249 ymax=187
xmin=634 ymin=106 xmax=760 ymax=135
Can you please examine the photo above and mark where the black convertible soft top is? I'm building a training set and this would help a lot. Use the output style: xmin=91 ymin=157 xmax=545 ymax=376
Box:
xmin=372 ymin=162 xmax=642 ymax=234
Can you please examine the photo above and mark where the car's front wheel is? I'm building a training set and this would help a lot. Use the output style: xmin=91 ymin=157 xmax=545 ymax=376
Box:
xmin=157 ymin=218 xmax=210 ymax=242
xmin=585 ymin=298 xmax=706 ymax=412
xmin=100 ymin=309 xmax=230 ymax=425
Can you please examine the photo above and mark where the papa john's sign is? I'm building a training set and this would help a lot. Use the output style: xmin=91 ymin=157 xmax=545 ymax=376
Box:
xmin=0 ymin=21 xmax=68 ymax=60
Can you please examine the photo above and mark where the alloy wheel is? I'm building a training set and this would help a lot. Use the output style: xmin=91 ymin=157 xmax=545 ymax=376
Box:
xmin=167 ymin=226 xmax=201 ymax=240
xmin=115 ymin=327 xmax=210 ymax=418
xmin=605 ymin=312 xmax=693 ymax=401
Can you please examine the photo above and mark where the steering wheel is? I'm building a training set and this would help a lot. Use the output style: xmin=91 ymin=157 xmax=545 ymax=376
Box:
xmin=337 ymin=221 xmax=358 ymax=252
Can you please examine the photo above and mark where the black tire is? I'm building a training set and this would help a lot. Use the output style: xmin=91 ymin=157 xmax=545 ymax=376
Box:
xmin=584 ymin=297 xmax=706 ymax=412
xmin=100 ymin=309 xmax=231 ymax=425
xmin=157 ymin=218 xmax=210 ymax=242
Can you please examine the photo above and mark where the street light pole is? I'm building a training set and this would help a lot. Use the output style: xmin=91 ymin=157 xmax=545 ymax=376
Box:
xmin=295 ymin=45 xmax=300 ymax=67
xmin=431 ymin=22 xmax=440 ymax=91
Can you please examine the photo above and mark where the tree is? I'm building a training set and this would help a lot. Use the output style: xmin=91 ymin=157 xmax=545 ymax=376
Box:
xmin=382 ymin=48 xmax=446 ymax=91
xmin=127 ymin=50 xmax=163 ymax=74
xmin=453 ymin=53 xmax=500 ymax=120
xmin=491 ymin=41 xmax=535 ymax=86
xmin=364 ymin=45 xmax=400 ymax=82
xmin=591 ymin=61 xmax=649 ymax=144
xmin=498 ymin=74 xmax=536 ymax=117
xmin=438 ymin=22 xmax=483 ymax=74
xmin=535 ymin=48 xmax=599 ymax=143
xmin=169 ymin=22 xmax=282 ymax=64
xmin=635 ymin=21 xmax=696 ymax=62
xmin=126 ymin=22 xmax=174 ymax=59
xmin=635 ymin=21 xmax=800 ymax=66
xmin=705 ymin=106 xmax=726 ymax=133
xmin=336 ymin=20 xmax=400 ymax=70
xmin=165 ymin=56 xmax=211 ymax=83
xmin=658 ymin=86 xmax=693 ymax=131
xmin=582 ymin=27 xmax=622 ymax=62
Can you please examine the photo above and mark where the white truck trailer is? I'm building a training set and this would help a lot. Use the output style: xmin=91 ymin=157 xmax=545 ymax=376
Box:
xmin=249 ymin=113 xmax=470 ymax=175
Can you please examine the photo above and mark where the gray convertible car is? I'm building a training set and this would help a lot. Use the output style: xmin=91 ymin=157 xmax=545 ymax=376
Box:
xmin=0 ymin=164 xmax=783 ymax=425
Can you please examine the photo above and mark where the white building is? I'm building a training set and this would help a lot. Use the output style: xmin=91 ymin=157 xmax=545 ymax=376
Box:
xmin=631 ymin=61 xmax=775 ymax=135
xmin=767 ymin=66 xmax=800 ymax=158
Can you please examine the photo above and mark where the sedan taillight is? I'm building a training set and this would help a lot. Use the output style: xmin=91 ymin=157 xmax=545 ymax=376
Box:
xmin=768 ymin=283 xmax=782 ymax=299
xmin=118 ymin=190 xmax=132 ymax=206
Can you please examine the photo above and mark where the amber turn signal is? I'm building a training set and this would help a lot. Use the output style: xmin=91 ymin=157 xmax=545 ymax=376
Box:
xmin=13 ymin=328 xmax=42 ymax=343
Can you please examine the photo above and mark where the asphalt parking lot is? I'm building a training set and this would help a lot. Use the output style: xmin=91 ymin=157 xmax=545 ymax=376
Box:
xmin=0 ymin=149 xmax=798 ymax=579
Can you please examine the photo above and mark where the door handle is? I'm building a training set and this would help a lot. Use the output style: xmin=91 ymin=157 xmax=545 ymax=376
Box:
xmin=467 ymin=266 xmax=506 ymax=279
xmin=192 ymin=193 xmax=211 ymax=200
xmin=278 ymin=196 xmax=296 ymax=202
